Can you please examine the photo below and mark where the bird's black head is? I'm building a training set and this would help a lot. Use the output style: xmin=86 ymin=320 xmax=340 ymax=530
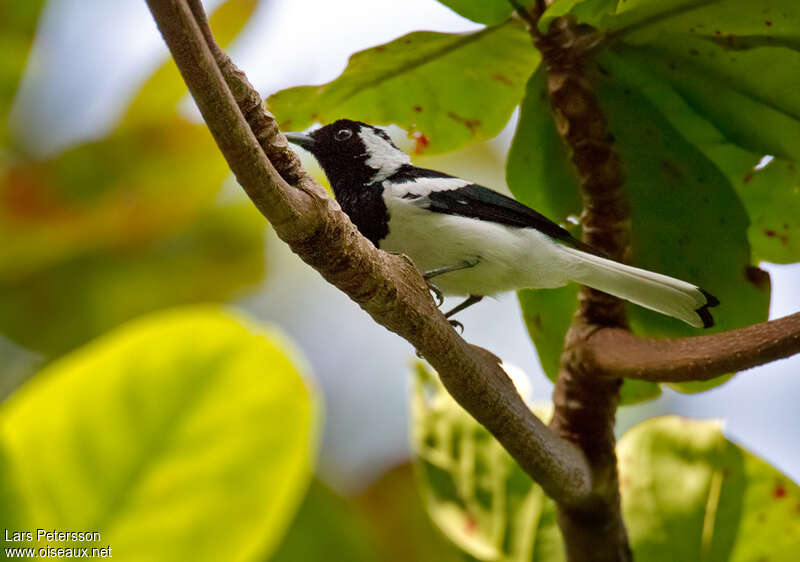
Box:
xmin=286 ymin=119 xmax=411 ymax=191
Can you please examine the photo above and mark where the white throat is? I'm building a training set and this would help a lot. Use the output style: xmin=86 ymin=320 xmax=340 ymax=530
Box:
xmin=358 ymin=127 xmax=411 ymax=183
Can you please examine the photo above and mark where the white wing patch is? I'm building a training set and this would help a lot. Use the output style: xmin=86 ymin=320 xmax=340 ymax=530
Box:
xmin=358 ymin=127 xmax=411 ymax=182
xmin=383 ymin=177 xmax=471 ymax=199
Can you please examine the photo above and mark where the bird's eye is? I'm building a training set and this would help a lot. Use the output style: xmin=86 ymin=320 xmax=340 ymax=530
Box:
xmin=334 ymin=129 xmax=353 ymax=141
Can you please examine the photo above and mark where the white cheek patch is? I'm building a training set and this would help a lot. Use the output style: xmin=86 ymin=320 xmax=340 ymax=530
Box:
xmin=385 ymin=177 xmax=471 ymax=199
xmin=358 ymin=127 xmax=411 ymax=182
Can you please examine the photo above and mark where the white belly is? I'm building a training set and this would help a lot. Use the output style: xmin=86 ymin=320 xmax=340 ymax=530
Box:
xmin=380 ymin=197 xmax=574 ymax=296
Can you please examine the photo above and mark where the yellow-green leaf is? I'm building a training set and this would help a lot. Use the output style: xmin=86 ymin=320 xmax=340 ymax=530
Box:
xmin=267 ymin=21 xmax=539 ymax=154
xmin=0 ymin=306 xmax=318 ymax=562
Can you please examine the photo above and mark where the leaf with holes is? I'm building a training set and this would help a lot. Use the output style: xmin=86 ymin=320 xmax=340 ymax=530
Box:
xmin=619 ymin=416 xmax=800 ymax=561
xmin=0 ymin=307 xmax=318 ymax=562
xmin=411 ymin=361 xmax=565 ymax=562
xmin=267 ymin=21 xmax=539 ymax=154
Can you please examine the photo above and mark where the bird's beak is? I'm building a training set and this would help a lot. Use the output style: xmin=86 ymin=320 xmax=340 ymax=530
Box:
xmin=285 ymin=132 xmax=316 ymax=150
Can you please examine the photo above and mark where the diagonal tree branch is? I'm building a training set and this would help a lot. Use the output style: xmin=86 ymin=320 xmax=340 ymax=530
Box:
xmin=144 ymin=0 xmax=592 ymax=509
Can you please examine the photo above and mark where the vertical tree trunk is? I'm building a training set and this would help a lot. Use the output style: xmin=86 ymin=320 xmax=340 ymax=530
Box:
xmin=536 ymin=17 xmax=634 ymax=561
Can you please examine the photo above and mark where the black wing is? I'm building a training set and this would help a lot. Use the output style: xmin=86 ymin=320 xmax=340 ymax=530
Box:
xmin=424 ymin=181 xmax=591 ymax=249
xmin=384 ymin=165 xmax=600 ymax=253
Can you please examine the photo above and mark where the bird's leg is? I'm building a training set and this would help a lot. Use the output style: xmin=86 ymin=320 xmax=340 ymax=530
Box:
xmin=444 ymin=295 xmax=484 ymax=319
xmin=443 ymin=295 xmax=484 ymax=332
xmin=427 ymin=282 xmax=444 ymax=307
xmin=422 ymin=258 xmax=480 ymax=281
xmin=421 ymin=260 xmax=480 ymax=327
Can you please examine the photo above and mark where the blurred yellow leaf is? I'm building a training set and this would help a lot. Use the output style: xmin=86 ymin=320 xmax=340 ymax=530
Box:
xmin=0 ymin=306 xmax=318 ymax=562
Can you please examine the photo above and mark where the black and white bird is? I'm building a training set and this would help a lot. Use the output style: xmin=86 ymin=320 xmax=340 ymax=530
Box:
xmin=286 ymin=119 xmax=719 ymax=328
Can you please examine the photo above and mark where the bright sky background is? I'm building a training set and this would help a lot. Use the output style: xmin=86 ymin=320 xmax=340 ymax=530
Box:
xmin=11 ymin=0 xmax=800 ymax=491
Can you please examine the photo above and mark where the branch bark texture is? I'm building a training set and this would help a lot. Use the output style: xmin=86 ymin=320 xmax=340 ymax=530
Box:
xmin=533 ymin=15 xmax=632 ymax=562
xmin=145 ymin=0 xmax=591 ymax=509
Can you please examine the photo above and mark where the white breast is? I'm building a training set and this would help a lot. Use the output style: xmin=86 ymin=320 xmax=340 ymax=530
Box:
xmin=380 ymin=185 xmax=574 ymax=296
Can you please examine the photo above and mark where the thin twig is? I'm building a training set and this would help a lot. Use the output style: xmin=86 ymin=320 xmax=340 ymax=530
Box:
xmin=580 ymin=312 xmax=800 ymax=382
xmin=508 ymin=0 xmax=539 ymax=30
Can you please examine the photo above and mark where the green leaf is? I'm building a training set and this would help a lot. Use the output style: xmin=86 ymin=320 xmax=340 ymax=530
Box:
xmin=723 ymin=155 xmax=800 ymax=264
xmin=607 ymin=0 xmax=800 ymax=42
xmin=271 ymin=480 xmax=380 ymax=562
xmin=411 ymin=361 xmax=565 ymax=562
xmin=547 ymin=1 xmax=800 ymax=163
xmin=0 ymin=204 xmax=264 ymax=357
xmin=2 ymin=0 xmax=258 ymax=278
xmin=511 ymin=0 xmax=795 ymax=399
xmin=507 ymin=69 xmax=582 ymax=229
xmin=510 ymin=51 xmax=768 ymax=400
xmin=594 ymin=50 xmax=769 ymax=365
xmin=0 ymin=0 xmax=46 ymax=143
xmin=516 ymin=287 xmax=576 ymax=380
xmin=619 ymin=416 xmax=800 ymax=561
xmin=435 ymin=0 xmax=514 ymax=25
xmin=267 ymin=21 xmax=540 ymax=154
xmin=1 ymin=120 xmax=241 ymax=280
xmin=0 ymin=307 xmax=318 ymax=562
xmin=614 ymin=37 xmax=800 ymax=163
xmin=601 ymin=44 xmax=800 ymax=265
